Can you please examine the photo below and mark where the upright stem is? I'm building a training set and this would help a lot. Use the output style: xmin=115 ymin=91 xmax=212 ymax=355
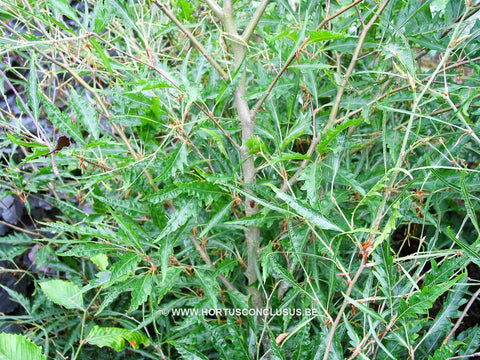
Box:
xmin=223 ymin=0 xmax=264 ymax=296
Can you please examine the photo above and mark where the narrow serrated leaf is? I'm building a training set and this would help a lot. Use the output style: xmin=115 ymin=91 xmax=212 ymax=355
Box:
xmin=445 ymin=227 xmax=480 ymax=260
xmin=43 ymin=98 xmax=84 ymax=144
xmin=153 ymin=143 xmax=188 ymax=181
xmin=270 ymin=256 xmax=309 ymax=297
xmin=129 ymin=273 xmax=153 ymax=312
xmin=201 ymin=128 xmax=228 ymax=158
xmin=195 ymin=270 xmax=219 ymax=309
xmin=308 ymin=29 xmax=348 ymax=43
xmin=58 ymin=243 xmax=120 ymax=257
xmin=89 ymin=37 xmax=113 ymax=74
xmin=71 ymin=88 xmax=100 ymax=139
xmin=49 ymin=0 xmax=81 ymax=24
xmin=108 ymin=252 xmax=141 ymax=285
xmin=343 ymin=294 xmax=385 ymax=322
xmin=174 ymin=344 xmax=210 ymax=360
xmin=198 ymin=201 xmax=233 ymax=238
xmin=268 ymin=185 xmax=343 ymax=232
xmin=460 ymin=170 xmax=480 ymax=240
xmin=157 ymin=267 xmax=182 ymax=302
xmin=153 ymin=199 xmax=196 ymax=244
xmin=27 ymin=56 xmax=40 ymax=121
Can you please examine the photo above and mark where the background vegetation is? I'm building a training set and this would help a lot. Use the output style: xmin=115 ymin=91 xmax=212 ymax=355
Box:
xmin=1 ymin=0 xmax=480 ymax=359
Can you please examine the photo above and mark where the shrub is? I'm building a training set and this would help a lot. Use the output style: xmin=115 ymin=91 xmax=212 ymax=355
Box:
xmin=1 ymin=0 xmax=479 ymax=359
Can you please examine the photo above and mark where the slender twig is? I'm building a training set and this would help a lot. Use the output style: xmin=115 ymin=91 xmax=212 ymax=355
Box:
xmin=281 ymin=0 xmax=389 ymax=192
xmin=323 ymin=257 xmax=368 ymax=360
xmin=0 ymin=66 xmax=62 ymax=174
xmin=443 ymin=288 xmax=480 ymax=345
xmin=447 ymin=352 xmax=480 ymax=360
xmin=0 ymin=69 xmax=50 ymax=149
xmin=190 ymin=236 xmax=238 ymax=292
xmin=322 ymin=2 xmax=392 ymax=358
xmin=0 ymin=220 xmax=46 ymax=237
xmin=1 ymin=21 xmax=143 ymax=166
xmin=251 ymin=0 xmax=363 ymax=115
xmin=88 ymin=33 xmax=241 ymax=151
xmin=328 ymin=55 xmax=480 ymax=125
xmin=152 ymin=0 xmax=229 ymax=81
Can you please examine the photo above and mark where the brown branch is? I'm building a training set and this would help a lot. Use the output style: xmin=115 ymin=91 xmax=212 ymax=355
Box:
xmin=281 ymin=0 xmax=390 ymax=192
xmin=251 ymin=0 xmax=364 ymax=116
xmin=443 ymin=287 xmax=480 ymax=345
xmin=190 ymin=236 xmax=238 ymax=292
xmin=152 ymin=0 xmax=229 ymax=81
xmin=89 ymin=33 xmax=241 ymax=151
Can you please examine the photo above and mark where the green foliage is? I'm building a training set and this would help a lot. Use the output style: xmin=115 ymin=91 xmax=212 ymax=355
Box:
xmin=0 ymin=333 xmax=46 ymax=360
xmin=85 ymin=325 xmax=149 ymax=352
xmin=39 ymin=280 xmax=84 ymax=310
xmin=1 ymin=0 xmax=479 ymax=359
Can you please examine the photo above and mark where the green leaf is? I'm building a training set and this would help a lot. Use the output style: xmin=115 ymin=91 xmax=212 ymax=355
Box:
xmin=373 ymin=202 xmax=401 ymax=251
xmin=200 ymin=128 xmax=228 ymax=159
xmin=460 ymin=170 xmax=480 ymax=240
xmin=129 ymin=273 xmax=153 ymax=312
xmin=308 ymin=29 xmax=348 ymax=43
xmin=153 ymin=199 xmax=197 ymax=244
xmin=198 ymin=201 xmax=233 ymax=238
xmin=420 ymin=283 xmax=467 ymax=352
xmin=245 ymin=135 xmax=269 ymax=154
xmin=39 ymin=280 xmax=84 ymax=310
xmin=268 ymin=184 xmax=343 ymax=232
xmin=174 ymin=344 xmax=209 ymax=360
xmin=86 ymin=325 xmax=149 ymax=352
xmin=58 ymin=243 xmax=121 ymax=257
xmin=317 ymin=118 xmax=363 ymax=154
xmin=5 ymin=132 xmax=48 ymax=149
xmin=108 ymin=252 xmax=141 ymax=286
xmin=382 ymin=43 xmax=416 ymax=78
xmin=269 ymin=255 xmax=310 ymax=297
xmin=176 ymin=0 xmax=195 ymax=22
xmin=107 ymin=0 xmax=142 ymax=34
xmin=0 ymin=284 xmax=31 ymax=313
xmin=27 ymin=56 xmax=40 ymax=121
xmin=299 ymin=162 xmax=321 ymax=207
xmin=157 ymin=267 xmax=182 ymax=302
xmin=445 ymin=227 xmax=480 ymax=261
xmin=280 ymin=119 xmax=306 ymax=150
xmin=343 ymin=294 xmax=385 ymax=322
xmin=399 ymin=272 xmax=464 ymax=320
xmin=48 ymin=0 xmax=81 ymax=25
xmin=195 ymin=270 xmax=219 ymax=309
xmin=153 ymin=143 xmax=189 ymax=181
xmin=91 ymin=253 xmax=109 ymax=271
xmin=88 ymin=37 xmax=113 ymax=75
xmin=39 ymin=221 xmax=117 ymax=240
xmin=429 ymin=342 xmax=462 ymax=360
xmin=0 ymin=333 xmax=46 ymax=360
xmin=43 ymin=97 xmax=84 ymax=144
xmin=70 ymin=88 xmax=100 ymax=140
